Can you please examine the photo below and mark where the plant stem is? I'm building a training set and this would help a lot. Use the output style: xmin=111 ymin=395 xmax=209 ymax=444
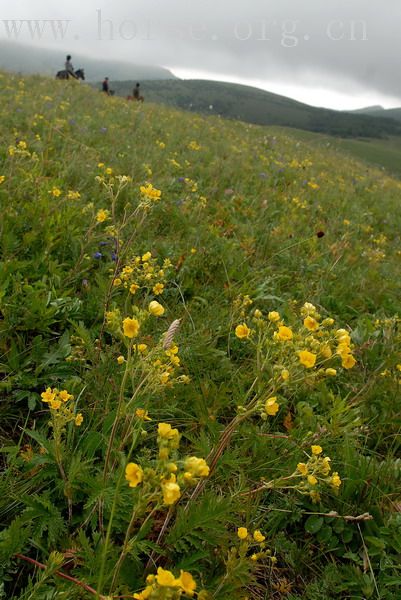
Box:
xmin=103 ymin=345 xmax=132 ymax=480
xmin=15 ymin=554 xmax=105 ymax=599
xmin=97 ymin=428 xmax=141 ymax=595
xmin=110 ymin=503 xmax=159 ymax=590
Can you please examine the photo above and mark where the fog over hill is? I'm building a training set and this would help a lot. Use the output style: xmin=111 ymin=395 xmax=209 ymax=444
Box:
xmin=0 ymin=40 xmax=175 ymax=81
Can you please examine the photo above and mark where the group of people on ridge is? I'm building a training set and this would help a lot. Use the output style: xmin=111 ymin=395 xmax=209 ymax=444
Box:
xmin=61 ymin=54 xmax=144 ymax=102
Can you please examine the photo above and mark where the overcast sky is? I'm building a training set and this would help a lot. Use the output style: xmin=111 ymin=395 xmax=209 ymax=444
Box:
xmin=0 ymin=0 xmax=400 ymax=109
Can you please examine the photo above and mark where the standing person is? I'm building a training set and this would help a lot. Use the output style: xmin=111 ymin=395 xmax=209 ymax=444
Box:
xmin=133 ymin=82 xmax=144 ymax=102
xmin=102 ymin=77 xmax=110 ymax=95
xmin=65 ymin=55 xmax=77 ymax=79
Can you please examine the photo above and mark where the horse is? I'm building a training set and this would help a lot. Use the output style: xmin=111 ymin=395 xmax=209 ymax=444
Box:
xmin=127 ymin=94 xmax=144 ymax=102
xmin=56 ymin=68 xmax=85 ymax=81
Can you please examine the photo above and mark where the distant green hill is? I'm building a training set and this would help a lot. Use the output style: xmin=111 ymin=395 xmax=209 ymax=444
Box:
xmin=0 ymin=40 xmax=175 ymax=81
xmin=106 ymin=79 xmax=401 ymax=139
xmin=351 ymin=105 xmax=385 ymax=114
xmin=356 ymin=107 xmax=401 ymax=123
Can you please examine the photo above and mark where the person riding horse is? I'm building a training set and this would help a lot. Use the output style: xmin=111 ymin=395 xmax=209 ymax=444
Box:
xmin=56 ymin=55 xmax=85 ymax=80
xmin=127 ymin=82 xmax=144 ymax=102
xmin=56 ymin=68 xmax=85 ymax=80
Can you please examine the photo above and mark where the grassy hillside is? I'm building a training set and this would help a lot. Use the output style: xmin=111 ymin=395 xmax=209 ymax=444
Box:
xmin=0 ymin=40 xmax=175 ymax=81
xmin=109 ymin=78 xmax=401 ymax=138
xmin=274 ymin=127 xmax=401 ymax=177
xmin=1 ymin=71 xmax=401 ymax=600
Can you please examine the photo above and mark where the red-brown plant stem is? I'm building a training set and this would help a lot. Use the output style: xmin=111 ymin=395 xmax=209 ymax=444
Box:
xmin=14 ymin=554 xmax=104 ymax=598
xmin=14 ymin=554 xmax=135 ymax=599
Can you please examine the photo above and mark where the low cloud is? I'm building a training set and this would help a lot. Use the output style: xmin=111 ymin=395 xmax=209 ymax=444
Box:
xmin=0 ymin=0 xmax=399 ymax=104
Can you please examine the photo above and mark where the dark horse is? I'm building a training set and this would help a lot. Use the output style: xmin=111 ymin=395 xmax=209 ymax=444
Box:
xmin=56 ymin=68 xmax=85 ymax=80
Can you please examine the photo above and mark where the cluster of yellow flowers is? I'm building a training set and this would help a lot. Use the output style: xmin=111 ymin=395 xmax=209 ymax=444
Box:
xmin=236 ymin=527 xmax=276 ymax=564
xmin=188 ymin=140 xmax=201 ymax=151
xmin=8 ymin=140 xmax=36 ymax=159
xmin=296 ymin=445 xmax=341 ymax=503
xmin=67 ymin=190 xmax=81 ymax=200
xmin=290 ymin=158 xmax=313 ymax=169
xmin=106 ymin=311 xmax=188 ymax=387
xmin=235 ymin=301 xmax=357 ymax=376
xmin=113 ymin=251 xmax=172 ymax=297
xmin=134 ymin=566 xmax=204 ymax=599
xmin=96 ymin=162 xmax=114 ymax=180
xmin=41 ymin=387 xmax=83 ymax=427
xmin=66 ymin=335 xmax=88 ymax=364
xmin=95 ymin=165 xmax=132 ymax=196
xmin=125 ymin=422 xmax=209 ymax=507
xmin=233 ymin=294 xmax=254 ymax=319
xmin=140 ymin=182 xmax=162 ymax=203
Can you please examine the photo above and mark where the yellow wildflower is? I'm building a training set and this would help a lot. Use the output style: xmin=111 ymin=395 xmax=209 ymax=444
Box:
xmin=268 ymin=311 xmax=280 ymax=322
xmin=304 ymin=316 xmax=319 ymax=331
xmin=237 ymin=527 xmax=248 ymax=540
xmin=133 ymin=586 xmax=152 ymax=600
xmin=75 ymin=413 xmax=83 ymax=426
xmin=298 ymin=350 xmax=317 ymax=368
xmin=321 ymin=457 xmax=331 ymax=475
xmin=41 ymin=387 xmax=56 ymax=403
xmin=149 ymin=300 xmax=165 ymax=316
xmin=117 ymin=355 xmax=125 ymax=364
xmin=0 ymin=176 xmax=5 ymax=184
xmin=125 ymin=462 xmax=144 ymax=488
xmin=281 ymin=369 xmax=290 ymax=381
xmin=235 ymin=323 xmax=251 ymax=339
xmin=96 ymin=209 xmax=109 ymax=223
xmin=67 ymin=190 xmax=80 ymax=200
xmin=297 ymin=462 xmax=308 ymax=476
xmin=177 ymin=570 xmax=197 ymax=596
xmin=325 ymin=368 xmax=337 ymax=376
xmin=307 ymin=475 xmax=318 ymax=486
xmin=184 ymin=457 xmax=210 ymax=477
xmin=265 ymin=397 xmax=280 ymax=416
xmin=140 ymin=183 xmax=162 ymax=200
xmin=311 ymin=445 xmax=323 ymax=455
xmin=50 ymin=187 xmax=62 ymax=197
xmin=342 ymin=354 xmax=356 ymax=369
xmin=158 ymin=422 xmax=180 ymax=441
xmin=160 ymin=371 xmax=170 ymax=384
xmin=153 ymin=282 xmax=164 ymax=295
xmin=161 ymin=477 xmax=181 ymax=505
xmin=156 ymin=567 xmax=176 ymax=587
xmin=135 ymin=408 xmax=151 ymax=421
xmin=136 ymin=343 xmax=148 ymax=354
xmin=253 ymin=530 xmax=266 ymax=543
xmin=310 ymin=490 xmax=321 ymax=503
xmin=277 ymin=326 xmax=293 ymax=341
xmin=331 ymin=472 xmax=342 ymax=488
xmin=320 ymin=345 xmax=332 ymax=358
xmin=59 ymin=390 xmax=72 ymax=402
xmin=129 ymin=283 xmax=140 ymax=294
xmin=123 ymin=317 xmax=140 ymax=338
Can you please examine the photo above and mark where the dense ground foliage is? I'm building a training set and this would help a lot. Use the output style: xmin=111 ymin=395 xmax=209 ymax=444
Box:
xmin=0 ymin=71 xmax=400 ymax=599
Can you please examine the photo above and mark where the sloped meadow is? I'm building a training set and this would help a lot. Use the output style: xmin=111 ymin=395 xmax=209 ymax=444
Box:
xmin=0 ymin=72 xmax=400 ymax=599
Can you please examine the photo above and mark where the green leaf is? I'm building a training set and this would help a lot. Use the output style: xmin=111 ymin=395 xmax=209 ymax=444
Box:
xmin=304 ymin=516 xmax=324 ymax=534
